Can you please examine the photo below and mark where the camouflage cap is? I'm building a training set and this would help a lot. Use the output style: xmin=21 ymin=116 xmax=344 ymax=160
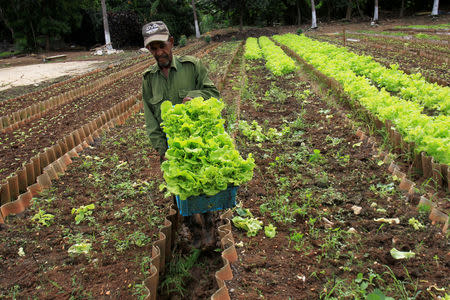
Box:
xmin=142 ymin=21 xmax=170 ymax=47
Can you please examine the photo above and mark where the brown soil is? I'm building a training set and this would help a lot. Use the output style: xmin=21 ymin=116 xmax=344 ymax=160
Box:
xmin=225 ymin=58 xmax=448 ymax=299
xmin=0 ymin=40 xmax=239 ymax=300
xmin=0 ymin=114 xmax=168 ymax=299
xmin=1 ymin=20 xmax=449 ymax=298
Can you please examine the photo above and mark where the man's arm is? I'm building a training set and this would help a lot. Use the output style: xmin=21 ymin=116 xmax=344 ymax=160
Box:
xmin=142 ymin=76 xmax=168 ymax=157
xmin=185 ymin=59 xmax=220 ymax=100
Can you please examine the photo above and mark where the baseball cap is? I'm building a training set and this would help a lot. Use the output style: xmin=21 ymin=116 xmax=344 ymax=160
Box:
xmin=142 ymin=21 xmax=170 ymax=47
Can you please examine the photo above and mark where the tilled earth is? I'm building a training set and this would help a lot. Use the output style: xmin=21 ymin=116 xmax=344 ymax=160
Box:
xmin=226 ymin=58 xmax=449 ymax=299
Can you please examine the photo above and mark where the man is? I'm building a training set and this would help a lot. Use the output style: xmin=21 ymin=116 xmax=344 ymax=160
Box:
xmin=141 ymin=21 xmax=220 ymax=249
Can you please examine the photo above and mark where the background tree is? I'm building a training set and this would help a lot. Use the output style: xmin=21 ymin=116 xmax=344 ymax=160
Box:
xmin=431 ymin=0 xmax=439 ymax=16
xmin=373 ymin=0 xmax=379 ymax=23
xmin=101 ymin=0 xmax=112 ymax=49
xmin=192 ymin=0 xmax=201 ymax=38
xmin=310 ymin=0 xmax=318 ymax=28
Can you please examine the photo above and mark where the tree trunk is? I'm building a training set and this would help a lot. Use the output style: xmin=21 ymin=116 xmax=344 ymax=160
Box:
xmin=431 ymin=0 xmax=439 ymax=16
xmin=311 ymin=0 xmax=317 ymax=28
xmin=29 ymin=19 xmax=37 ymax=50
xmin=239 ymin=2 xmax=244 ymax=32
xmin=399 ymin=0 xmax=405 ymax=17
xmin=192 ymin=0 xmax=200 ymax=38
xmin=0 ymin=7 xmax=14 ymax=41
xmin=327 ymin=0 xmax=332 ymax=21
xmin=101 ymin=0 xmax=112 ymax=50
xmin=356 ymin=0 xmax=364 ymax=18
xmin=373 ymin=0 xmax=379 ymax=22
xmin=297 ymin=0 xmax=301 ymax=26
xmin=346 ymin=0 xmax=352 ymax=20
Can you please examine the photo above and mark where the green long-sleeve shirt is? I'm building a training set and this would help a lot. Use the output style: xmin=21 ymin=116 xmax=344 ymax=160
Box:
xmin=142 ymin=55 xmax=219 ymax=156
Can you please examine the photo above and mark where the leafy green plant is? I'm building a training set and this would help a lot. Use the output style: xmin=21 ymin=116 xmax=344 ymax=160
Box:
xmin=264 ymin=224 xmax=277 ymax=238
xmin=160 ymin=249 xmax=201 ymax=297
xmin=258 ymin=36 xmax=297 ymax=76
xmin=71 ymin=204 xmax=95 ymax=224
xmin=232 ymin=216 xmax=263 ymax=237
xmin=408 ymin=218 xmax=424 ymax=230
xmin=309 ymin=149 xmax=325 ymax=164
xmin=31 ymin=209 xmax=55 ymax=227
xmin=68 ymin=242 xmax=92 ymax=256
xmin=160 ymin=97 xmax=255 ymax=200
xmin=244 ymin=37 xmax=263 ymax=59
xmin=288 ymin=231 xmax=305 ymax=251
xmin=178 ymin=35 xmax=187 ymax=47
xmin=274 ymin=33 xmax=450 ymax=164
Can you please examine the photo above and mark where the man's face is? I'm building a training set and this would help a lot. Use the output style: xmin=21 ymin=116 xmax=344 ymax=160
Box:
xmin=147 ymin=37 xmax=173 ymax=68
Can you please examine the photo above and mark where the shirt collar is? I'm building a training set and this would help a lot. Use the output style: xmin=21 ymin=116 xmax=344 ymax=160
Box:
xmin=147 ymin=55 xmax=179 ymax=74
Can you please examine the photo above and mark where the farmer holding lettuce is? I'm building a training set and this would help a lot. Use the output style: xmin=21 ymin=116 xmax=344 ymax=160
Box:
xmin=141 ymin=21 xmax=220 ymax=249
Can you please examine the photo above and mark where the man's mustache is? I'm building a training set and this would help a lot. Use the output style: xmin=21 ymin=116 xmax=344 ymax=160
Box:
xmin=156 ymin=54 xmax=169 ymax=60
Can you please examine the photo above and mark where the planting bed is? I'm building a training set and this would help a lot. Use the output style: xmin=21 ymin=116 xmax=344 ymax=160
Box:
xmin=0 ymin=112 xmax=169 ymax=298
xmin=0 ymin=40 xmax=244 ymax=299
xmin=1 ymin=28 xmax=449 ymax=299
xmin=225 ymin=49 xmax=448 ymax=298
xmin=0 ymin=41 xmax=217 ymax=205
xmin=311 ymin=33 xmax=450 ymax=86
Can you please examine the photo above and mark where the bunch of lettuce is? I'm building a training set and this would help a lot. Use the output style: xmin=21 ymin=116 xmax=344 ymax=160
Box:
xmin=244 ymin=37 xmax=263 ymax=60
xmin=160 ymin=97 xmax=255 ymax=200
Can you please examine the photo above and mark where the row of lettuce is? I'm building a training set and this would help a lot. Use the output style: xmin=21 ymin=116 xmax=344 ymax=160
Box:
xmin=244 ymin=35 xmax=449 ymax=165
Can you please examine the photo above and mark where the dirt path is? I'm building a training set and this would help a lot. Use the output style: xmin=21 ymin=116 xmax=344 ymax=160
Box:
xmin=0 ymin=61 xmax=103 ymax=91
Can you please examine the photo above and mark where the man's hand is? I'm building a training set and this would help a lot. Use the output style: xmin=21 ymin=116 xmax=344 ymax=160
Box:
xmin=182 ymin=96 xmax=192 ymax=104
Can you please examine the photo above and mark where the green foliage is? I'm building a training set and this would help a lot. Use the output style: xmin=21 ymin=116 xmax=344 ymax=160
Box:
xmin=31 ymin=209 xmax=55 ymax=227
xmin=238 ymin=120 xmax=267 ymax=142
xmin=258 ymin=36 xmax=297 ymax=76
xmin=160 ymin=249 xmax=201 ymax=296
xmin=178 ymin=35 xmax=187 ymax=47
xmin=1 ymin=0 xmax=84 ymax=51
xmin=68 ymin=242 xmax=92 ymax=256
xmin=264 ymin=224 xmax=277 ymax=238
xmin=275 ymin=33 xmax=450 ymax=165
xmin=160 ymin=97 xmax=255 ymax=200
xmin=408 ymin=218 xmax=424 ymax=230
xmin=244 ymin=37 xmax=263 ymax=60
xmin=71 ymin=204 xmax=95 ymax=225
xmin=232 ymin=216 xmax=263 ymax=237
xmin=204 ymin=34 xmax=211 ymax=43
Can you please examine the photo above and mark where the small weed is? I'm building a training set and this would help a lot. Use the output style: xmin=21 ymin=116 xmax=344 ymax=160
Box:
xmin=160 ymin=249 xmax=201 ymax=296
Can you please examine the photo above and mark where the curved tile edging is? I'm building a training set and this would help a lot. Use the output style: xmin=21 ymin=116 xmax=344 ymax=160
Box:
xmin=0 ymin=61 xmax=150 ymax=133
xmin=354 ymin=127 xmax=449 ymax=234
xmin=141 ymin=208 xmax=238 ymax=300
xmin=0 ymin=96 xmax=143 ymax=222
xmin=212 ymin=209 xmax=239 ymax=300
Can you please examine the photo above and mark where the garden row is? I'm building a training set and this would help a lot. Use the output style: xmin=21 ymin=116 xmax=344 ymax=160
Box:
xmin=0 ymin=42 xmax=219 ymax=207
xmin=0 ymin=42 xmax=205 ymax=132
xmin=354 ymin=29 xmax=450 ymax=42
xmin=224 ymin=37 xmax=449 ymax=299
xmin=286 ymin=35 xmax=450 ymax=115
xmin=269 ymin=34 xmax=449 ymax=188
xmin=0 ymin=41 xmax=245 ymax=299
xmin=312 ymin=34 xmax=449 ymax=87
